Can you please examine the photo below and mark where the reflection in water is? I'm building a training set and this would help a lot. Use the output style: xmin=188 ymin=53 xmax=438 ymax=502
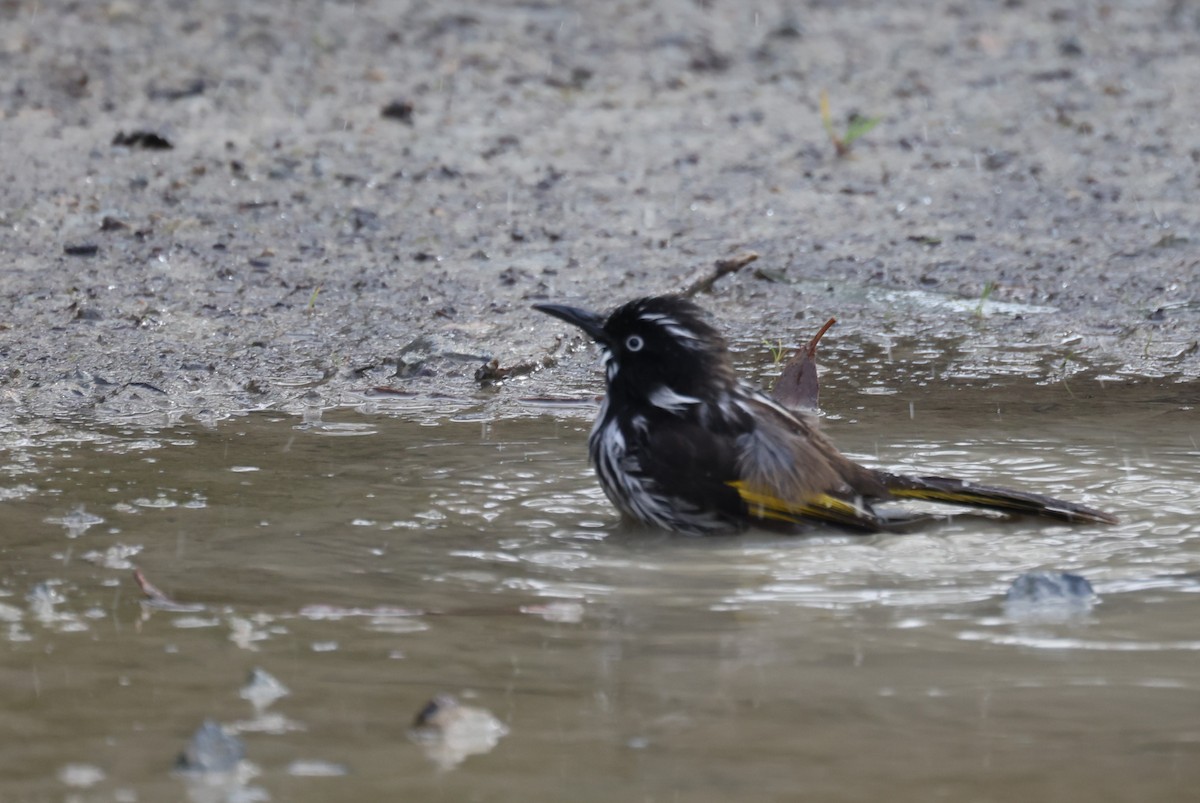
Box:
xmin=0 ymin=381 xmax=1197 ymax=800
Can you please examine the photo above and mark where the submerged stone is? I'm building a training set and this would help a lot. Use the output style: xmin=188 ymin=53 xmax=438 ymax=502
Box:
xmin=1006 ymin=571 xmax=1095 ymax=604
xmin=175 ymin=720 xmax=244 ymax=774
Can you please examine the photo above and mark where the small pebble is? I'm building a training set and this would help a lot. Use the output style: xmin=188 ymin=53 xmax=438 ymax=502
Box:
xmin=175 ymin=720 xmax=244 ymax=774
xmin=1004 ymin=571 xmax=1096 ymax=621
xmin=1006 ymin=571 xmax=1094 ymax=604
xmin=63 ymin=243 xmax=100 ymax=257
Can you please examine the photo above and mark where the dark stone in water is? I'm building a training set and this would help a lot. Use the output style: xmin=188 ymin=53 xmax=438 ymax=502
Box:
xmin=1006 ymin=571 xmax=1095 ymax=604
xmin=413 ymin=693 xmax=460 ymax=728
xmin=175 ymin=720 xmax=244 ymax=774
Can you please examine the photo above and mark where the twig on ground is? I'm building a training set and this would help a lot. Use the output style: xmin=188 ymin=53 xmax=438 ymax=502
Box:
xmin=680 ymin=252 xmax=759 ymax=297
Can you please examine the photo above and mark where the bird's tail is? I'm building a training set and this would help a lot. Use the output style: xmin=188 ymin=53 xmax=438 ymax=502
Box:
xmin=880 ymin=473 xmax=1118 ymax=525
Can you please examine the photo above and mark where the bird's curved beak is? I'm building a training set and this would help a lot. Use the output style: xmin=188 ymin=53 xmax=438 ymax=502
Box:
xmin=533 ymin=303 xmax=610 ymax=345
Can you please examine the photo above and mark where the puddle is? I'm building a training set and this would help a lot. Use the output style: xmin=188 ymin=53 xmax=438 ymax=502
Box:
xmin=0 ymin=379 xmax=1197 ymax=801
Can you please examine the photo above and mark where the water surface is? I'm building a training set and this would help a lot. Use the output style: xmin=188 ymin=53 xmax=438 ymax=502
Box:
xmin=1 ymin=379 xmax=1197 ymax=801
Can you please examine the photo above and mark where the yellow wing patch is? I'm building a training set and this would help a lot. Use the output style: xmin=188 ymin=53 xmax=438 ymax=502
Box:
xmin=728 ymin=481 xmax=881 ymax=531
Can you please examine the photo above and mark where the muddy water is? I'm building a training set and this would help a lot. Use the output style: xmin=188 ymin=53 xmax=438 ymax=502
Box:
xmin=1 ymin=378 xmax=1198 ymax=802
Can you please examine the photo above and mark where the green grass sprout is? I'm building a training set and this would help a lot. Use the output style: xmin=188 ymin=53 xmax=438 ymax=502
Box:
xmin=820 ymin=90 xmax=881 ymax=158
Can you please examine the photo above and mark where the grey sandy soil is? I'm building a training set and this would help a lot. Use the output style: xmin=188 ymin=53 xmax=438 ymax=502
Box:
xmin=2 ymin=0 xmax=1198 ymax=425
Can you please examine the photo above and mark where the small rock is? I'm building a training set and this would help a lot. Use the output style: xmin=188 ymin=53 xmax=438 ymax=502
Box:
xmin=175 ymin=720 xmax=244 ymax=774
xmin=147 ymin=79 xmax=206 ymax=101
xmin=112 ymin=130 xmax=174 ymax=150
xmin=982 ymin=149 xmax=1016 ymax=171
xmin=410 ymin=694 xmax=508 ymax=770
xmin=1058 ymin=37 xmax=1084 ymax=57
xmin=73 ymin=306 xmax=103 ymax=321
xmin=1006 ymin=571 xmax=1094 ymax=604
xmin=1004 ymin=571 xmax=1096 ymax=620
xmin=381 ymin=99 xmax=414 ymax=124
xmin=63 ymin=243 xmax=100 ymax=257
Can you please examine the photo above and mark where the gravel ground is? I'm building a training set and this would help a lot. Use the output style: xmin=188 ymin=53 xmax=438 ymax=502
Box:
xmin=2 ymin=0 xmax=1198 ymax=426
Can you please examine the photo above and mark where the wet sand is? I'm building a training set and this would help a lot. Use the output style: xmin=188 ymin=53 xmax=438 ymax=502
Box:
xmin=2 ymin=0 xmax=1198 ymax=426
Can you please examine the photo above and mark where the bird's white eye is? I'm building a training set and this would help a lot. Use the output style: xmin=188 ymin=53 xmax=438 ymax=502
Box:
xmin=625 ymin=334 xmax=644 ymax=352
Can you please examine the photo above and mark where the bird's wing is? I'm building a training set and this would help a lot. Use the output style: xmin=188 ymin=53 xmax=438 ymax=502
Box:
xmin=730 ymin=392 xmax=888 ymax=531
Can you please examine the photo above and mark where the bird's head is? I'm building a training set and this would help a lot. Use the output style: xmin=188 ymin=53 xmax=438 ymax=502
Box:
xmin=534 ymin=295 xmax=737 ymax=404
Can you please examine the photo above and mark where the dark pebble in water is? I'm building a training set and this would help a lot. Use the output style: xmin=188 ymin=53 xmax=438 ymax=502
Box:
xmin=1005 ymin=571 xmax=1095 ymax=604
xmin=413 ymin=694 xmax=460 ymax=728
xmin=175 ymin=720 xmax=244 ymax=774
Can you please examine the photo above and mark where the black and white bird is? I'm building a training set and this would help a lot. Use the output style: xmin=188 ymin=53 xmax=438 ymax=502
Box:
xmin=534 ymin=295 xmax=1117 ymax=535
